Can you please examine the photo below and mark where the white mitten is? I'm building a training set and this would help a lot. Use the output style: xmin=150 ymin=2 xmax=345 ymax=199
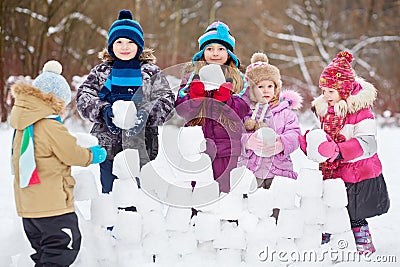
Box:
xmin=199 ymin=64 xmax=226 ymax=91
xmin=112 ymin=100 xmax=137 ymax=129
xmin=306 ymin=129 xmax=329 ymax=163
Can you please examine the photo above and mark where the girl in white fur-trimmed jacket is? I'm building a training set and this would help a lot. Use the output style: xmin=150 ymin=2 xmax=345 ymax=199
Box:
xmin=299 ymin=51 xmax=389 ymax=254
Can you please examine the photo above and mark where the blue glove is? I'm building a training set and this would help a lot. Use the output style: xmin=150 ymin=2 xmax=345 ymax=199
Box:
xmin=103 ymin=105 xmax=121 ymax=134
xmin=125 ymin=109 xmax=148 ymax=136
xmin=89 ymin=145 xmax=107 ymax=164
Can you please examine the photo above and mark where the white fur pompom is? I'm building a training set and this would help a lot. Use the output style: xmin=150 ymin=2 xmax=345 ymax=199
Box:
xmin=250 ymin=52 xmax=269 ymax=64
xmin=43 ymin=60 xmax=62 ymax=75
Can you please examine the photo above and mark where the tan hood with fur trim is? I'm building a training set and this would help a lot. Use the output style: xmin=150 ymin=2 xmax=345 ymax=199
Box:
xmin=10 ymin=83 xmax=66 ymax=130
xmin=312 ymin=77 xmax=377 ymax=117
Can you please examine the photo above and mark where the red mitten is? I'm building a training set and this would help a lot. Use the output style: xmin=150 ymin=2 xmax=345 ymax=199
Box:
xmin=318 ymin=135 xmax=340 ymax=162
xmin=298 ymin=130 xmax=309 ymax=154
xmin=189 ymin=78 xmax=206 ymax=99
xmin=214 ymin=82 xmax=232 ymax=102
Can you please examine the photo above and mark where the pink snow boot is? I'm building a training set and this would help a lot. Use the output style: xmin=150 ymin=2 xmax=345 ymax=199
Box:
xmin=352 ymin=225 xmax=376 ymax=254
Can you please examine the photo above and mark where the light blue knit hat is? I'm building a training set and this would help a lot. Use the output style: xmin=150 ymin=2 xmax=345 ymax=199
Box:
xmin=32 ymin=60 xmax=71 ymax=105
xmin=192 ymin=21 xmax=240 ymax=67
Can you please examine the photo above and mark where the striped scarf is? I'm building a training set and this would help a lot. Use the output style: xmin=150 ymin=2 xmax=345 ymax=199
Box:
xmin=12 ymin=115 xmax=62 ymax=188
xmin=99 ymin=59 xmax=143 ymax=105
xmin=319 ymin=106 xmax=346 ymax=179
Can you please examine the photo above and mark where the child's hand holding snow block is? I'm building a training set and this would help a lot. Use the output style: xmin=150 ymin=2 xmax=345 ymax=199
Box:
xmin=323 ymin=178 xmax=348 ymax=207
xmin=296 ymin=168 xmax=323 ymax=198
xmin=112 ymin=100 xmax=137 ymax=129
xmin=306 ymin=129 xmax=330 ymax=163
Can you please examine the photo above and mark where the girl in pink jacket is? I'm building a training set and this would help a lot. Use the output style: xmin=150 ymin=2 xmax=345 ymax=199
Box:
xmin=299 ymin=51 xmax=390 ymax=254
xmin=238 ymin=52 xmax=302 ymax=221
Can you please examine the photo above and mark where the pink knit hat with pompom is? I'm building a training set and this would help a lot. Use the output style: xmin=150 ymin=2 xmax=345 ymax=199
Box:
xmin=319 ymin=51 xmax=355 ymax=100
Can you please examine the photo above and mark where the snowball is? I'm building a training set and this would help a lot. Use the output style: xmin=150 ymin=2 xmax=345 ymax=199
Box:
xmin=112 ymin=149 xmax=140 ymax=179
xmin=296 ymin=168 xmax=323 ymax=198
xmin=306 ymin=129 xmax=329 ymax=163
xmin=112 ymin=100 xmax=137 ymax=129
xmin=199 ymin=64 xmax=225 ymax=91
xmin=254 ymin=127 xmax=277 ymax=157
xmin=73 ymin=132 xmax=98 ymax=147
xmin=323 ymin=178 xmax=348 ymax=208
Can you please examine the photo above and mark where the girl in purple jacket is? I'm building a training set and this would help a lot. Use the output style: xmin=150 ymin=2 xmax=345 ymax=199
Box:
xmin=238 ymin=52 xmax=302 ymax=188
xmin=299 ymin=51 xmax=389 ymax=254
xmin=175 ymin=21 xmax=249 ymax=193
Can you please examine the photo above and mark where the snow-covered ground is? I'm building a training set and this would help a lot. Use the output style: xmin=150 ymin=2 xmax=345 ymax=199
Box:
xmin=0 ymin=120 xmax=399 ymax=266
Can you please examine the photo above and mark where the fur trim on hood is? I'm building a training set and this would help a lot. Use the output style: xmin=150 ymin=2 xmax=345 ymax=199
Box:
xmin=99 ymin=47 xmax=157 ymax=64
xmin=11 ymin=82 xmax=65 ymax=114
xmin=312 ymin=77 xmax=377 ymax=117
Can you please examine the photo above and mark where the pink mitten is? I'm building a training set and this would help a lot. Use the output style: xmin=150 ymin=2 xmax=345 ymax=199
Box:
xmin=298 ymin=130 xmax=309 ymax=154
xmin=318 ymin=135 xmax=340 ymax=162
xmin=246 ymin=132 xmax=264 ymax=151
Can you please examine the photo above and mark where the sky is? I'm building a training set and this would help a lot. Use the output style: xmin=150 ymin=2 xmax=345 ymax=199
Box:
xmin=0 ymin=119 xmax=399 ymax=266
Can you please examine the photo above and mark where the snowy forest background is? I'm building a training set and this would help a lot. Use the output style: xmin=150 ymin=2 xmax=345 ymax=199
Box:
xmin=1 ymin=0 xmax=400 ymax=125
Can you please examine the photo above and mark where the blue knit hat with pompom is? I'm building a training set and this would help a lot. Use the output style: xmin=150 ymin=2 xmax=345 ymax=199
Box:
xmin=192 ymin=21 xmax=239 ymax=67
xmin=107 ymin=10 xmax=144 ymax=59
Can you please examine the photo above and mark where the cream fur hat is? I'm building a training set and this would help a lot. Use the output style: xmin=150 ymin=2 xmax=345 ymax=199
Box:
xmin=245 ymin=52 xmax=282 ymax=102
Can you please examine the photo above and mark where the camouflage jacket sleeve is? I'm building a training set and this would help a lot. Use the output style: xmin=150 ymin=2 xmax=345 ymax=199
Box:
xmin=140 ymin=63 xmax=175 ymax=126
xmin=76 ymin=63 xmax=111 ymax=123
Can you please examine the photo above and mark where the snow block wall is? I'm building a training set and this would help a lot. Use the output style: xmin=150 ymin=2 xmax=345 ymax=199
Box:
xmin=71 ymin=130 xmax=357 ymax=267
